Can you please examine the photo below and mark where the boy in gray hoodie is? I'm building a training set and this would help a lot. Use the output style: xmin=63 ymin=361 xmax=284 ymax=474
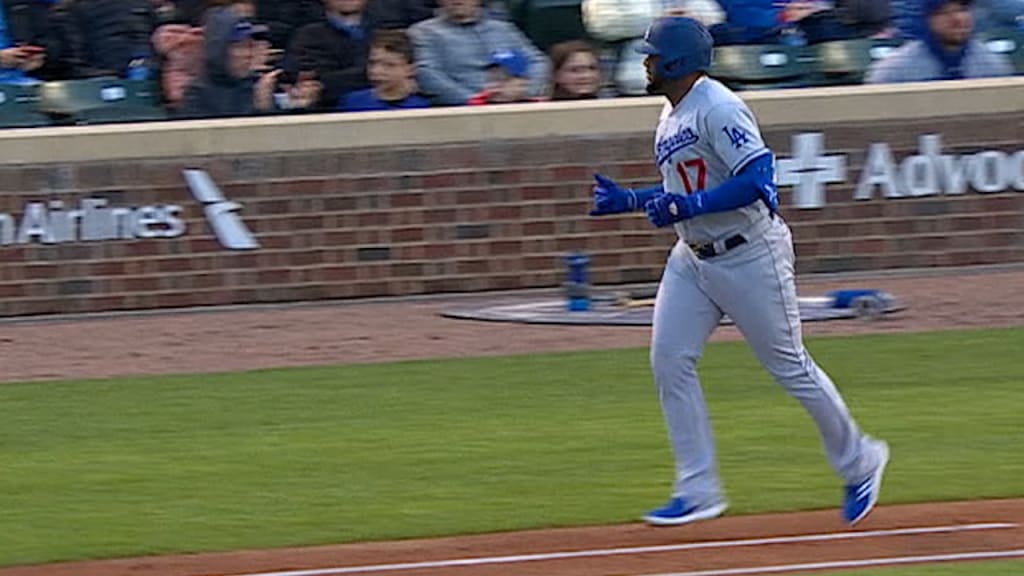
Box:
xmin=182 ymin=9 xmax=321 ymax=118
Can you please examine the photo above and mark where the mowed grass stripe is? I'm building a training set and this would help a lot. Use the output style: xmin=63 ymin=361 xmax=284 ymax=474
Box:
xmin=1 ymin=327 xmax=1021 ymax=566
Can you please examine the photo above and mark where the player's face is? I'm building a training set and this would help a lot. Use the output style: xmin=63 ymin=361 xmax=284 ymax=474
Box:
xmin=644 ymin=55 xmax=664 ymax=95
xmin=928 ymin=1 xmax=972 ymax=47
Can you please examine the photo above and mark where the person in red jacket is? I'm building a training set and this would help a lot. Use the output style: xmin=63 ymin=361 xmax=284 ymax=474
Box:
xmin=467 ymin=49 xmax=541 ymax=105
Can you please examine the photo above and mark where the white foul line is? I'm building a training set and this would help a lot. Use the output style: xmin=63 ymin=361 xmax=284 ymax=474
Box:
xmin=234 ymin=522 xmax=1017 ymax=576
xmin=643 ymin=548 xmax=1024 ymax=576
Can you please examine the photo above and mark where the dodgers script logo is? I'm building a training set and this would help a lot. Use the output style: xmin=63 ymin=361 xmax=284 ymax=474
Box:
xmin=656 ymin=127 xmax=699 ymax=167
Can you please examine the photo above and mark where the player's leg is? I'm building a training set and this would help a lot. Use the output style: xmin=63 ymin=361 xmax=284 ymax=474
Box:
xmin=709 ymin=219 xmax=887 ymax=522
xmin=645 ymin=243 xmax=728 ymax=525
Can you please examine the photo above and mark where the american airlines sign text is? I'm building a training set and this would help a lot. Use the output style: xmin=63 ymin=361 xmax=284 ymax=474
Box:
xmin=777 ymin=133 xmax=1024 ymax=209
xmin=0 ymin=170 xmax=258 ymax=250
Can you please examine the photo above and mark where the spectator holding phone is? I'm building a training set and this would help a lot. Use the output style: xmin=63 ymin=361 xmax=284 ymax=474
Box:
xmin=0 ymin=0 xmax=53 ymax=83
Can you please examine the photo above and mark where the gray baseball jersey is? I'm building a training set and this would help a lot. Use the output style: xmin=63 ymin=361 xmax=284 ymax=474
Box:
xmin=654 ymin=77 xmax=772 ymax=243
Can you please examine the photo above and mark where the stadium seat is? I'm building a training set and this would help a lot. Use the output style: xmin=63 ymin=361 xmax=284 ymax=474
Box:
xmin=978 ymin=27 xmax=1024 ymax=74
xmin=508 ymin=0 xmax=589 ymax=52
xmin=709 ymin=44 xmax=812 ymax=90
xmin=0 ymin=82 xmax=50 ymax=128
xmin=38 ymin=76 xmax=167 ymax=126
xmin=810 ymin=37 xmax=902 ymax=85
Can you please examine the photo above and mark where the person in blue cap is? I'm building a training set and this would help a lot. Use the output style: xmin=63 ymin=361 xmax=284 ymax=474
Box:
xmin=467 ymin=48 xmax=539 ymax=104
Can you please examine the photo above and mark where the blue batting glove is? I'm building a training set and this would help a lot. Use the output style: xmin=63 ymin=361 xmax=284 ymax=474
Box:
xmin=589 ymin=173 xmax=638 ymax=216
xmin=644 ymin=193 xmax=694 ymax=227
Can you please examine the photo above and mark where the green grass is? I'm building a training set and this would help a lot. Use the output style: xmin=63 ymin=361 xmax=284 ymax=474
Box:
xmin=820 ymin=560 xmax=1024 ymax=575
xmin=1 ymin=327 xmax=1022 ymax=566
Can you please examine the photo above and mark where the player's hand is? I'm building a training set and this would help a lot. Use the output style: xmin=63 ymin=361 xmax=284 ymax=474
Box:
xmin=589 ymin=174 xmax=638 ymax=216
xmin=644 ymin=193 xmax=694 ymax=227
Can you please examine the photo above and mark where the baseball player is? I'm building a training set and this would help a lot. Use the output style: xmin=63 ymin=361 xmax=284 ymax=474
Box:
xmin=588 ymin=16 xmax=889 ymax=527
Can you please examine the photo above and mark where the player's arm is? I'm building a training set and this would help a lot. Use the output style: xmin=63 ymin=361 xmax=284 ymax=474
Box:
xmin=588 ymin=174 xmax=663 ymax=216
xmin=645 ymin=154 xmax=775 ymax=226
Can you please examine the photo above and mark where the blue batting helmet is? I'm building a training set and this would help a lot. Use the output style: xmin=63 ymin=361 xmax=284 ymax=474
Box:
xmin=636 ymin=17 xmax=714 ymax=80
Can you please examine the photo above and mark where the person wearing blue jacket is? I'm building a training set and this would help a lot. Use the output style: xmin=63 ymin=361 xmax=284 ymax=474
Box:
xmin=339 ymin=29 xmax=430 ymax=111
xmin=866 ymin=0 xmax=1012 ymax=82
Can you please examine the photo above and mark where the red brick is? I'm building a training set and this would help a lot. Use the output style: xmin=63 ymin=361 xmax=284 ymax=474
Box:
xmin=391 ymin=227 xmax=423 ymax=243
xmin=0 ymin=282 xmax=24 ymax=297
xmin=551 ymin=165 xmax=590 ymax=182
xmin=356 ymin=176 xmax=399 ymax=192
xmin=618 ymin=162 xmax=658 ymax=180
xmin=522 ymin=221 xmax=555 ymax=236
xmin=487 ymin=240 xmax=522 ymax=255
xmin=357 ymin=212 xmax=387 ymax=227
xmin=390 ymin=192 xmax=424 ymax=208
xmin=122 ymin=276 xmax=160 ymax=292
xmin=188 ymin=238 xmax=223 ymax=253
xmin=452 ymin=189 xmax=487 ymax=204
xmin=286 ymin=179 xmax=327 ymax=195
xmin=488 ymin=205 xmax=522 ymax=220
xmin=317 ymin=265 xmax=353 ymax=282
xmin=520 ymin=185 xmax=556 ymax=201
xmin=457 ymin=260 xmax=489 ymax=275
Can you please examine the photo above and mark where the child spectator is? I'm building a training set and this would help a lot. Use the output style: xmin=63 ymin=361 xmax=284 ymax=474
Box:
xmin=340 ymin=29 xmax=430 ymax=111
xmin=182 ymin=10 xmax=321 ymax=117
xmin=547 ymin=39 xmax=601 ymax=100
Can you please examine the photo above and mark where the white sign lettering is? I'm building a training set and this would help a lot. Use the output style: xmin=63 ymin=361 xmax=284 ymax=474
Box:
xmin=0 ymin=199 xmax=186 ymax=246
xmin=777 ymin=132 xmax=1024 ymax=208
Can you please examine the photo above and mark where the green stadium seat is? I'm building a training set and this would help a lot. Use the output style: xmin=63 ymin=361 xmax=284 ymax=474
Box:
xmin=709 ymin=44 xmax=812 ymax=90
xmin=0 ymin=82 xmax=50 ymax=128
xmin=38 ymin=76 xmax=167 ymax=126
xmin=978 ymin=27 xmax=1024 ymax=74
xmin=810 ymin=38 xmax=902 ymax=85
xmin=508 ymin=0 xmax=589 ymax=53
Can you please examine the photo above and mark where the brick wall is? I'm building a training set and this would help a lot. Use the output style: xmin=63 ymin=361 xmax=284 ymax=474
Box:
xmin=0 ymin=110 xmax=1020 ymax=317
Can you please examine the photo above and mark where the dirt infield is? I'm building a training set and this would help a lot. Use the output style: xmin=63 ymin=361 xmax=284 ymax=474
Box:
xmin=2 ymin=265 xmax=1023 ymax=576
xmin=2 ymin=265 xmax=1023 ymax=383
xmin=3 ymin=500 xmax=1022 ymax=576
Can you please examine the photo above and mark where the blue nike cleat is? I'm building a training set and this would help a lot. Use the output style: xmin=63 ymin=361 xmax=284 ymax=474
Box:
xmin=843 ymin=439 xmax=890 ymax=525
xmin=643 ymin=497 xmax=728 ymax=526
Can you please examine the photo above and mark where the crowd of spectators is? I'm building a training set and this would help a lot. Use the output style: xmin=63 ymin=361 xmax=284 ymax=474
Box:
xmin=0 ymin=0 xmax=1019 ymax=121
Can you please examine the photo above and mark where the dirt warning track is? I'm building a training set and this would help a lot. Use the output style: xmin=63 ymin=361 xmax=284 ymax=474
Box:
xmin=2 ymin=499 xmax=1022 ymax=576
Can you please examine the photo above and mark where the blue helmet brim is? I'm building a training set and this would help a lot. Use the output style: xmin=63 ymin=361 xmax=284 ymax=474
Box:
xmin=635 ymin=41 xmax=659 ymax=55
